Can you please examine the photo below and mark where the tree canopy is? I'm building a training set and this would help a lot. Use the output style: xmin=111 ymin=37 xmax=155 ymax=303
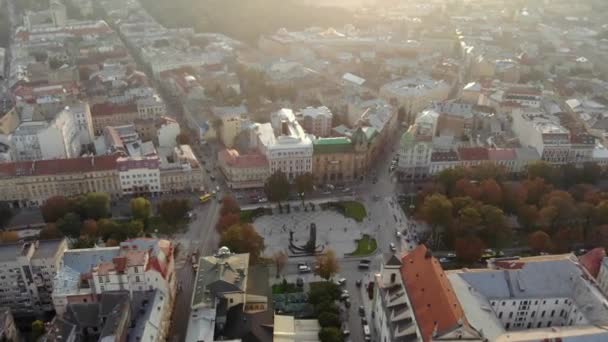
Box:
xmin=314 ymin=249 xmax=340 ymax=280
xmin=219 ymin=223 xmax=264 ymax=264
xmin=264 ymin=171 xmax=290 ymax=204
xmin=130 ymin=197 xmax=152 ymax=221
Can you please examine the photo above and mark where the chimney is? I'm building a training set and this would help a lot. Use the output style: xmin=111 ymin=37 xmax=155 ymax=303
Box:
xmin=281 ymin=120 xmax=289 ymax=135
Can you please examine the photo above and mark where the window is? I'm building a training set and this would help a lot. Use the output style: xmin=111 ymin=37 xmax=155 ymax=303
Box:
xmin=537 ymin=322 xmax=542 ymax=328
xmin=509 ymin=312 xmax=513 ymax=319
xmin=505 ymin=323 xmax=510 ymax=329
xmin=499 ymin=312 xmax=503 ymax=319
xmin=551 ymin=310 xmax=555 ymax=317
xmin=547 ymin=321 xmax=552 ymax=327
xmin=135 ymin=276 xmax=140 ymax=282
xmin=531 ymin=311 xmax=536 ymax=317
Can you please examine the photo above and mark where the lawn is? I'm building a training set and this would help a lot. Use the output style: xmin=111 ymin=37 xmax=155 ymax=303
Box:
xmin=272 ymin=281 xmax=303 ymax=294
xmin=347 ymin=234 xmax=377 ymax=256
xmin=336 ymin=201 xmax=367 ymax=222
xmin=240 ymin=207 xmax=272 ymax=223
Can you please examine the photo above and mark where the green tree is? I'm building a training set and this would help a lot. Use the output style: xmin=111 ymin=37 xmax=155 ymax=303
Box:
xmin=314 ymin=249 xmax=339 ymax=280
xmin=436 ymin=167 xmax=466 ymax=195
xmin=41 ymin=196 xmax=72 ymax=222
xmin=83 ymin=192 xmax=110 ymax=220
xmin=318 ymin=327 xmax=343 ymax=342
xmin=124 ymin=220 xmax=144 ymax=239
xmin=527 ymin=161 xmax=555 ymax=182
xmin=294 ymin=172 xmax=314 ymax=206
xmin=130 ymin=197 xmax=152 ymax=221
xmin=57 ymin=212 xmax=82 ymax=238
xmin=318 ymin=312 xmax=341 ymax=328
xmin=158 ymin=199 xmax=191 ymax=224
xmin=32 ymin=320 xmax=45 ymax=340
xmin=264 ymin=170 xmax=290 ymax=206
xmin=219 ymin=223 xmax=264 ymax=264
xmin=581 ymin=162 xmax=602 ymax=184
xmin=98 ymin=218 xmax=121 ymax=241
xmin=420 ymin=194 xmax=453 ymax=243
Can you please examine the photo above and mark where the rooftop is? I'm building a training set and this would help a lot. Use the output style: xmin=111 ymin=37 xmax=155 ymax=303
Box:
xmin=381 ymin=76 xmax=448 ymax=97
xmin=0 ymin=155 xmax=118 ymax=178
xmin=312 ymin=137 xmax=353 ymax=154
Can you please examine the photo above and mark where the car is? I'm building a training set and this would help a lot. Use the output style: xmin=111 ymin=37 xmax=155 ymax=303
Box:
xmin=447 ymin=253 xmax=456 ymax=258
xmin=356 ymin=279 xmax=362 ymax=287
xmin=298 ymin=263 xmax=311 ymax=273
xmin=342 ymin=329 xmax=350 ymax=337
xmin=216 ymin=186 xmax=220 ymax=192
xmin=358 ymin=306 xmax=365 ymax=316
xmin=396 ymin=231 xmax=402 ymax=237
xmin=336 ymin=278 xmax=347 ymax=286
xmin=344 ymin=299 xmax=351 ymax=308
xmin=342 ymin=187 xmax=351 ymax=193
xmin=361 ymin=317 xmax=368 ymax=325
xmin=358 ymin=260 xmax=371 ymax=269
xmin=210 ymin=175 xmax=216 ymax=181
xmin=340 ymin=290 xmax=349 ymax=300
xmin=258 ymin=197 xmax=268 ymax=203
xmin=389 ymin=242 xmax=396 ymax=252
xmin=439 ymin=257 xmax=449 ymax=263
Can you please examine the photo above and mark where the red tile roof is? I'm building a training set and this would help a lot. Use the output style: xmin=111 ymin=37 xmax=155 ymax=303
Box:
xmin=91 ymin=103 xmax=137 ymax=117
xmin=401 ymin=245 xmax=467 ymax=342
xmin=0 ymin=155 xmax=118 ymax=177
xmin=219 ymin=149 xmax=268 ymax=168
xmin=457 ymin=147 xmax=489 ymax=161
xmin=579 ymin=248 xmax=606 ymax=278
xmin=488 ymin=148 xmax=516 ymax=161
xmin=505 ymin=87 xmax=542 ymax=96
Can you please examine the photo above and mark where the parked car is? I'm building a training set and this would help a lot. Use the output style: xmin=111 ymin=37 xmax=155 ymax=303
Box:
xmin=340 ymin=290 xmax=350 ymax=300
xmin=358 ymin=260 xmax=371 ymax=269
xmin=298 ymin=263 xmax=311 ymax=273
xmin=356 ymin=279 xmax=362 ymax=287
xmin=389 ymin=242 xmax=396 ymax=252
xmin=358 ymin=306 xmax=365 ymax=316
xmin=335 ymin=277 xmax=347 ymax=286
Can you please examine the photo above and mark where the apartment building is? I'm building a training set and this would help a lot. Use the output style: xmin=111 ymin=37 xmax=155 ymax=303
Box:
xmin=159 ymin=145 xmax=205 ymax=192
xmin=0 ymin=155 xmax=120 ymax=208
xmin=312 ymin=137 xmax=358 ymax=184
xmin=52 ymin=238 xmax=175 ymax=316
xmin=0 ymin=239 xmax=67 ymax=316
xmin=90 ymin=103 xmax=139 ymax=135
xmin=511 ymin=109 xmax=571 ymax=164
xmin=136 ymin=95 xmax=167 ymax=120
xmin=117 ymin=156 xmax=161 ymax=196
xmin=398 ymin=110 xmax=437 ymax=180
xmin=10 ymin=105 xmax=91 ymax=161
xmin=296 ymin=106 xmax=333 ymax=138
xmin=212 ymin=106 xmax=247 ymax=148
xmin=218 ymin=149 xmax=270 ymax=189
xmin=380 ymin=76 xmax=450 ymax=115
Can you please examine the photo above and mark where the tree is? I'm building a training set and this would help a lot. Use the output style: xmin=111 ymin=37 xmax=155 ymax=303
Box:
xmin=130 ymin=197 xmax=152 ymax=221
xmin=480 ymin=179 xmax=503 ymax=206
xmin=41 ymin=196 xmax=72 ymax=222
xmin=318 ymin=312 xmax=341 ymax=328
xmin=294 ymin=173 xmax=314 ymax=205
xmin=523 ymin=178 xmax=553 ymax=206
xmin=98 ymin=218 xmax=121 ymax=241
xmin=453 ymin=179 xmax=481 ymax=200
xmin=527 ymin=161 xmax=554 ymax=182
xmin=272 ymin=250 xmax=288 ymax=278
xmin=81 ymin=219 xmax=98 ymax=238
xmin=436 ymin=167 xmax=466 ymax=195
xmin=457 ymin=206 xmax=482 ymax=233
xmin=32 ymin=320 xmax=45 ymax=340
xmin=454 ymin=236 xmax=484 ymax=263
xmin=314 ymin=249 xmax=339 ymax=280
xmin=595 ymin=200 xmax=608 ymax=225
xmin=220 ymin=223 xmax=264 ymax=264
xmin=220 ymin=195 xmax=240 ymax=216
xmin=479 ymin=205 xmax=509 ymax=248
xmin=124 ymin=220 xmax=144 ymax=239
xmin=502 ymin=183 xmax=527 ymax=214
xmin=528 ymin=230 xmax=552 ymax=253
xmin=539 ymin=190 xmax=578 ymax=230
xmin=216 ymin=213 xmax=241 ymax=232
xmin=581 ymin=162 xmax=602 ymax=184
xmin=158 ymin=199 xmax=191 ymax=224
xmin=420 ymin=194 xmax=453 ymax=243
xmin=57 ymin=212 xmax=82 ymax=238
xmin=39 ymin=223 xmax=62 ymax=239
xmin=0 ymin=231 xmax=19 ymax=243
xmin=264 ymin=171 xmax=290 ymax=206
xmin=176 ymin=132 xmax=192 ymax=145
xmin=552 ymin=227 xmax=583 ymax=253
xmin=83 ymin=192 xmax=110 ymax=220
xmin=0 ymin=203 xmax=14 ymax=228
xmin=318 ymin=327 xmax=343 ymax=342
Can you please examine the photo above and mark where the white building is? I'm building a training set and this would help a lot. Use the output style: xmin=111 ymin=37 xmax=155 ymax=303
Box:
xmin=398 ymin=110 xmax=438 ymax=179
xmin=52 ymin=238 xmax=175 ymax=315
xmin=296 ymin=106 xmax=333 ymax=138
xmin=156 ymin=116 xmax=180 ymax=148
xmin=448 ymin=254 xmax=608 ymax=340
xmin=0 ymin=239 xmax=67 ymax=316
xmin=380 ymin=76 xmax=450 ymax=115
xmin=117 ymin=156 xmax=161 ymax=196
xmin=10 ymin=105 xmax=89 ymax=161
xmin=511 ymin=109 xmax=571 ymax=164
xmin=252 ymin=109 xmax=313 ymax=181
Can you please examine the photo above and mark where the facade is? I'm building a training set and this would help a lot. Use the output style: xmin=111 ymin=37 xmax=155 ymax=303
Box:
xmin=213 ymin=106 xmax=247 ymax=148
xmin=159 ymin=145 xmax=205 ymax=193
xmin=0 ymin=239 xmax=67 ymax=316
xmin=52 ymin=238 xmax=175 ymax=316
xmin=136 ymin=95 xmax=167 ymax=120
xmin=312 ymin=137 xmax=356 ymax=184
xmin=398 ymin=110 xmax=438 ymax=180
xmin=10 ymin=107 xmax=87 ymax=161
xmin=254 ymin=109 xmax=313 ymax=181
xmin=117 ymin=156 xmax=161 ymax=196
xmin=0 ymin=155 xmax=120 ymax=208
xmin=296 ymin=106 xmax=333 ymax=138
xmin=380 ymin=76 xmax=450 ymax=115
xmin=511 ymin=109 xmax=571 ymax=164
xmin=217 ymin=149 xmax=270 ymax=189
xmin=90 ymin=103 xmax=139 ymax=135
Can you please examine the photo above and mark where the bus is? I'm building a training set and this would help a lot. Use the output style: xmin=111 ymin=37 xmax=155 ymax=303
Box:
xmin=199 ymin=193 xmax=212 ymax=203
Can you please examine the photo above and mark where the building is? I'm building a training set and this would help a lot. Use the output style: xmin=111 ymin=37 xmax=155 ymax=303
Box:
xmin=511 ymin=110 xmax=571 ymax=164
xmin=117 ymin=156 xmax=161 ymax=196
xmin=10 ymin=105 xmax=91 ymax=161
xmin=296 ymin=106 xmax=333 ymax=138
xmin=372 ymin=254 xmax=419 ymax=342
xmin=273 ymin=314 xmax=320 ymax=342
xmin=380 ymin=76 xmax=450 ymax=115
xmin=0 ymin=155 xmax=120 ymax=208
xmin=447 ymin=254 xmax=608 ymax=341
xmin=136 ymin=95 xmax=167 ymax=120
xmin=52 ymin=238 xmax=175 ymax=316
xmin=213 ymin=106 xmax=247 ymax=148
xmin=0 ymin=239 xmax=67 ymax=316
xmin=312 ymin=137 xmax=357 ymax=184
xmin=398 ymin=110 xmax=438 ymax=180
xmin=186 ymin=247 xmax=272 ymax=342
xmin=251 ymin=109 xmax=313 ymax=181
xmin=159 ymin=145 xmax=205 ymax=193
xmin=401 ymin=245 xmax=483 ymax=341
xmin=90 ymin=103 xmax=139 ymax=135
xmin=43 ymin=290 xmax=171 ymax=342
xmin=218 ymin=149 xmax=270 ymax=189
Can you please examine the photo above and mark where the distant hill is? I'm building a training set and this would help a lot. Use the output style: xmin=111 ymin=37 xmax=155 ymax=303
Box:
xmin=139 ymin=0 xmax=357 ymax=44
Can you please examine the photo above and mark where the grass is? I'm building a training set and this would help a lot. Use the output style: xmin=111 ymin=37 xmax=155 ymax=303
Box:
xmin=348 ymin=234 xmax=377 ymax=256
xmin=272 ymin=282 xmax=303 ymax=294
xmin=337 ymin=201 xmax=367 ymax=222
xmin=147 ymin=216 xmax=187 ymax=235
xmin=240 ymin=207 xmax=271 ymax=223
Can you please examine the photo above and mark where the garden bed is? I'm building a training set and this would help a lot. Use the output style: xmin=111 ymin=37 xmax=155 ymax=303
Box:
xmin=347 ymin=234 xmax=377 ymax=256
